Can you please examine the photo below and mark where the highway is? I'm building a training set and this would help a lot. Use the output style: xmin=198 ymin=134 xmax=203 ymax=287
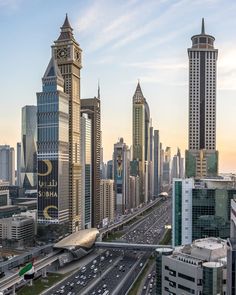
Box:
xmin=48 ymin=197 xmax=171 ymax=295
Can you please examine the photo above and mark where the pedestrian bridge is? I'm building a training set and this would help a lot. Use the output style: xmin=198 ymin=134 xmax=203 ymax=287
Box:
xmin=95 ymin=241 xmax=172 ymax=251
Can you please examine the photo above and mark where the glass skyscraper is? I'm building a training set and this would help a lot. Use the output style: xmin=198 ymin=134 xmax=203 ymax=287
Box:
xmin=37 ymin=57 xmax=69 ymax=227
xmin=80 ymin=113 xmax=92 ymax=228
xmin=21 ymin=105 xmax=37 ymax=190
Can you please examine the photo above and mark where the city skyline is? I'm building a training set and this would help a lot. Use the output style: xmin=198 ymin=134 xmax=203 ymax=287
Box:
xmin=1 ymin=0 xmax=236 ymax=172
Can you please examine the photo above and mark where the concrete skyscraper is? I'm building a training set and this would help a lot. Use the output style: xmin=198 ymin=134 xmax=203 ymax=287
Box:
xmin=132 ymin=82 xmax=150 ymax=203
xmin=81 ymin=95 xmax=101 ymax=228
xmin=0 ymin=145 xmax=15 ymax=185
xmin=52 ymin=15 xmax=83 ymax=232
xmin=153 ymin=130 xmax=161 ymax=196
xmin=37 ymin=57 xmax=69 ymax=231
xmin=186 ymin=19 xmax=218 ymax=178
xmin=113 ymin=138 xmax=129 ymax=214
xmin=16 ymin=142 xmax=21 ymax=186
xmin=21 ymin=105 xmax=37 ymax=190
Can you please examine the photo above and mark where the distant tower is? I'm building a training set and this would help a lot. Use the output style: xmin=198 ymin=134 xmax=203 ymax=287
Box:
xmin=113 ymin=138 xmax=129 ymax=214
xmin=80 ymin=113 xmax=92 ymax=229
xmin=0 ymin=145 xmax=15 ymax=185
xmin=81 ymin=96 xmax=101 ymax=228
xmin=186 ymin=18 xmax=218 ymax=178
xmin=21 ymin=105 xmax=37 ymax=190
xmin=52 ymin=15 xmax=83 ymax=232
xmin=132 ymin=82 xmax=150 ymax=203
xmin=16 ymin=142 xmax=21 ymax=186
xmin=37 ymin=57 xmax=69 ymax=228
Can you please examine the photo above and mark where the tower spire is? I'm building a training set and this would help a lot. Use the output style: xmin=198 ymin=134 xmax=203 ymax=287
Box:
xmin=201 ymin=17 xmax=205 ymax=34
xmin=98 ymin=80 xmax=100 ymax=99
xmin=57 ymin=14 xmax=74 ymax=41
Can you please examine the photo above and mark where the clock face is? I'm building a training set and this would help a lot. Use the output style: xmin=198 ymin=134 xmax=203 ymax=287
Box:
xmin=74 ymin=49 xmax=81 ymax=62
xmin=56 ymin=48 xmax=68 ymax=59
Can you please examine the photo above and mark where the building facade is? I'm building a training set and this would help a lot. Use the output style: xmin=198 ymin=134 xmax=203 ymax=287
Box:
xmin=0 ymin=182 xmax=9 ymax=207
xmin=52 ymin=15 xmax=83 ymax=233
xmin=16 ymin=142 xmax=21 ymax=186
xmin=113 ymin=138 xmax=129 ymax=214
xmin=186 ymin=19 xmax=218 ymax=178
xmin=0 ymin=216 xmax=35 ymax=247
xmin=21 ymin=105 xmax=37 ymax=190
xmin=173 ymin=178 xmax=236 ymax=246
xmin=153 ymin=130 xmax=161 ymax=196
xmin=159 ymin=238 xmax=227 ymax=295
xmin=80 ymin=113 xmax=92 ymax=229
xmin=132 ymin=82 xmax=150 ymax=204
xmin=37 ymin=57 xmax=69 ymax=229
xmin=81 ymin=97 xmax=101 ymax=228
xmin=0 ymin=145 xmax=15 ymax=185
xmin=100 ymin=179 xmax=114 ymax=225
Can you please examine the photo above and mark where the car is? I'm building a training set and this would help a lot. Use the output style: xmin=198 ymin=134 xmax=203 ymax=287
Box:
xmin=76 ymin=281 xmax=80 ymax=285
xmin=143 ymin=286 xmax=147 ymax=290
xmin=148 ymin=274 xmax=152 ymax=279
xmin=139 ymin=263 xmax=143 ymax=268
xmin=98 ymin=290 xmax=102 ymax=294
xmin=93 ymin=260 xmax=97 ymax=264
xmin=103 ymin=284 xmax=107 ymax=289
xmin=116 ymin=274 xmax=120 ymax=278
xmin=101 ymin=256 xmax=105 ymax=261
xmin=81 ymin=266 xmax=86 ymax=273
xmin=149 ymin=283 xmax=153 ymax=289
xmin=109 ymin=259 xmax=112 ymax=263
xmin=91 ymin=264 xmax=95 ymax=269
xmin=94 ymin=268 xmax=98 ymax=273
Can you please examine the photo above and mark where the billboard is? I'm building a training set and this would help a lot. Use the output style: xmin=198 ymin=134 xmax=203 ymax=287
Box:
xmin=38 ymin=159 xmax=58 ymax=222
xmin=116 ymin=148 xmax=123 ymax=181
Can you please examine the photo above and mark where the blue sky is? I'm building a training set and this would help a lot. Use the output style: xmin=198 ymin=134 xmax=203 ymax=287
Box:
xmin=0 ymin=0 xmax=236 ymax=172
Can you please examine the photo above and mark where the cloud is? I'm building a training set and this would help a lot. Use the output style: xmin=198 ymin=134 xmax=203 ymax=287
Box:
xmin=218 ymin=45 xmax=236 ymax=90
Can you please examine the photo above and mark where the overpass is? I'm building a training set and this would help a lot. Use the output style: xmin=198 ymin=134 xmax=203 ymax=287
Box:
xmin=100 ymin=198 xmax=163 ymax=238
xmin=95 ymin=242 xmax=172 ymax=251
xmin=0 ymin=250 xmax=61 ymax=294
xmin=0 ymin=244 xmax=54 ymax=273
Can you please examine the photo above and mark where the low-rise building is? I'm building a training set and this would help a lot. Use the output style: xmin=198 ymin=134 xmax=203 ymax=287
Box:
xmin=158 ymin=237 xmax=227 ymax=295
xmin=0 ymin=216 xmax=35 ymax=247
xmin=0 ymin=181 xmax=9 ymax=207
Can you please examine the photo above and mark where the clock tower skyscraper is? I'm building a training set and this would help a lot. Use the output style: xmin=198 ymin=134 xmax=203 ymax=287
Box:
xmin=52 ymin=15 xmax=82 ymax=233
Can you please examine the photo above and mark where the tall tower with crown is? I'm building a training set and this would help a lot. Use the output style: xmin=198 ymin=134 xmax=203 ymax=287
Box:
xmin=52 ymin=15 xmax=83 ymax=232
xmin=186 ymin=18 xmax=218 ymax=178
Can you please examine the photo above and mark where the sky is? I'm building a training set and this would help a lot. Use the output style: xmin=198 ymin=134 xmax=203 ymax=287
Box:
xmin=0 ymin=0 xmax=236 ymax=172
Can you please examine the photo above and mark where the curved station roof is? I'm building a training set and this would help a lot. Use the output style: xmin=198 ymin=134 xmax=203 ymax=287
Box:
xmin=54 ymin=228 xmax=99 ymax=251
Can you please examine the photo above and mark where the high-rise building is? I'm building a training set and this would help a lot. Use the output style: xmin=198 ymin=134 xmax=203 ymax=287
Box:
xmin=173 ymin=178 xmax=235 ymax=247
xmin=100 ymin=179 xmax=114 ymax=224
xmin=129 ymin=175 xmax=140 ymax=209
xmin=132 ymin=82 xmax=150 ymax=203
xmin=171 ymin=148 xmax=184 ymax=180
xmin=52 ymin=15 xmax=83 ymax=233
xmin=16 ymin=142 xmax=21 ymax=186
xmin=106 ymin=160 xmax=113 ymax=179
xmin=80 ymin=113 xmax=92 ymax=229
xmin=186 ymin=19 xmax=218 ymax=178
xmin=163 ymin=147 xmax=171 ymax=186
xmin=113 ymin=138 xmax=129 ymax=214
xmin=21 ymin=105 xmax=37 ymax=190
xmin=153 ymin=130 xmax=161 ymax=196
xmin=0 ymin=145 xmax=15 ymax=185
xmin=37 ymin=57 xmax=69 ymax=230
xmin=81 ymin=97 xmax=101 ymax=228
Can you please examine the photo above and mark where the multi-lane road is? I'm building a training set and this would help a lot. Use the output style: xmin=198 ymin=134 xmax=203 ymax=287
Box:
xmin=48 ymin=198 xmax=171 ymax=295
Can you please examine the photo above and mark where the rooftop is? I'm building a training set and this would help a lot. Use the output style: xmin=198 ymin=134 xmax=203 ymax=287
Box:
xmin=173 ymin=237 xmax=227 ymax=263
